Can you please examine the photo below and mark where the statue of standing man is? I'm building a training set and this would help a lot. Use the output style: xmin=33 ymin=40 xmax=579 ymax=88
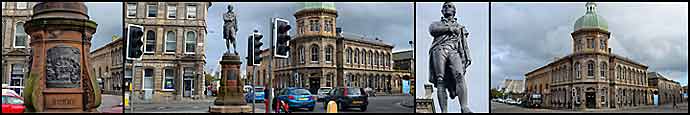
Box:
xmin=428 ymin=2 xmax=472 ymax=113
xmin=224 ymin=4 xmax=238 ymax=54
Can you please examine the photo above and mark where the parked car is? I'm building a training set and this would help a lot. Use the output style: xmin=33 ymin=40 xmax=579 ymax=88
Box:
xmin=323 ymin=87 xmax=368 ymax=112
xmin=2 ymin=89 xmax=25 ymax=113
xmin=526 ymin=93 xmax=543 ymax=108
xmin=317 ymin=87 xmax=333 ymax=102
xmin=246 ymin=86 xmax=266 ymax=102
xmin=496 ymin=98 xmax=506 ymax=103
xmin=272 ymin=87 xmax=316 ymax=112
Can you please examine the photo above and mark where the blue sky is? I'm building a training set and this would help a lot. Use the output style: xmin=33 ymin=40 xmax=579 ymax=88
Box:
xmin=491 ymin=2 xmax=688 ymax=88
xmin=205 ymin=2 xmax=414 ymax=75
xmin=415 ymin=2 xmax=490 ymax=113
xmin=86 ymin=2 xmax=123 ymax=50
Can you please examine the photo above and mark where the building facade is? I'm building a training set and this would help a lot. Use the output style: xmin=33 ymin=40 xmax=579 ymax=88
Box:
xmin=392 ymin=50 xmax=414 ymax=94
xmin=500 ymin=79 xmax=525 ymax=94
xmin=246 ymin=49 xmax=274 ymax=87
xmin=2 ymin=2 xmax=38 ymax=95
xmin=647 ymin=72 xmax=683 ymax=105
xmin=525 ymin=3 xmax=652 ymax=109
xmin=272 ymin=3 xmax=403 ymax=95
xmin=90 ymin=37 xmax=124 ymax=95
xmin=124 ymin=2 xmax=210 ymax=103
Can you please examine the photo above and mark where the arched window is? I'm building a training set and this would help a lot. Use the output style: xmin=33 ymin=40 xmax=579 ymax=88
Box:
xmin=575 ymin=62 xmax=581 ymax=79
xmin=354 ymin=49 xmax=359 ymax=64
xmin=165 ymin=31 xmax=176 ymax=53
xmin=185 ymin=31 xmax=196 ymax=54
xmin=309 ymin=19 xmax=320 ymax=32
xmin=587 ymin=61 xmax=594 ymax=78
xmin=346 ymin=48 xmax=352 ymax=64
xmin=325 ymin=45 xmax=333 ymax=63
xmin=14 ymin=22 xmax=28 ymax=48
xmin=324 ymin=19 xmax=333 ymax=32
xmin=600 ymin=62 xmax=607 ymax=80
xmin=299 ymin=46 xmax=305 ymax=64
xmin=311 ymin=45 xmax=319 ymax=63
xmin=360 ymin=50 xmax=365 ymax=65
xmin=373 ymin=52 xmax=378 ymax=66
xmin=145 ymin=30 xmax=156 ymax=53
xmin=617 ymin=66 xmax=621 ymax=80
xmin=367 ymin=51 xmax=374 ymax=65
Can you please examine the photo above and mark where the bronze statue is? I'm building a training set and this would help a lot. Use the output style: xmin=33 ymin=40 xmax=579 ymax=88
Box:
xmin=223 ymin=4 xmax=238 ymax=54
xmin=428 ymin=2 xmax=472 ymax=113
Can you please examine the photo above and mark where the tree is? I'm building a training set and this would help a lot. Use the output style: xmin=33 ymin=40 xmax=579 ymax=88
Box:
xmin=490 ymin=88 xmax=504 ymax=99
xmin=205 ymin=73 xmax=215 ymax=86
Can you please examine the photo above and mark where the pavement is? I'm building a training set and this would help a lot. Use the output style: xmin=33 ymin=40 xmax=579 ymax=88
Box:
xmin=125 ymin=95 xmax=413 ymax=113
xmin=98 ymin=94 xmax=123 ymax=113
xmin=491 ymin=101 xmax=688 ymax=113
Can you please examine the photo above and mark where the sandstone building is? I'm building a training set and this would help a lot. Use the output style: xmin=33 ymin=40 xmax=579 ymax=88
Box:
xmin=124 ymin=2 xmax=210 ymax=103
xmin=525 ymin=2 xmax=653 ymax=109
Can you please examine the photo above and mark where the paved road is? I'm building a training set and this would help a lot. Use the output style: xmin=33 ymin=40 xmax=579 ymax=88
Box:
xmin=263 ymin=95 xmax=414 ymax=113
xmin=98 ymin=94 xmax=123 ymax=113
xmin=491 ymin=101 xmax=688 ymax=113
xmin=125 ymin=95 xmax=413 ymax=113
xmin=125 ymin=102 xmax=211 ymax=113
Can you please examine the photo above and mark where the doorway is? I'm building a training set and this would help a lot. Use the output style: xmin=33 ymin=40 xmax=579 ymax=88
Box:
xmin=309 ymin=77 xmax=321 ymax=94
xmin=184 ymin=79 xmax=194 ymax=97
xmin=586 ymin=92 xmax=596 ymax=108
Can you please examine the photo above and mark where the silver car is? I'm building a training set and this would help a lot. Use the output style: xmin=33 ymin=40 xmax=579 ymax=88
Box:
xmin=317 ymin=87 xmax=333 ymax=102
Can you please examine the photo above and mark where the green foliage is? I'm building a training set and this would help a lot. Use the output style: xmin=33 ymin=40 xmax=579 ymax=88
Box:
xmin=23 ymin=73 xmax=35 ymax=112
xmin=205 ymin=73 xmax=215 ymax=86
xmin=91 ymin=73 xmax=102 ymax=107
xmin=489 ymin=88 xmax=504 ymax=99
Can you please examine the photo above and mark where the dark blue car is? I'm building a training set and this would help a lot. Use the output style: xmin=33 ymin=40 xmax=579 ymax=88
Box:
xmin=245 ymin=86 xmax=265 ymax=102
xmin=272 ymin=87 xmax=316 ymax=111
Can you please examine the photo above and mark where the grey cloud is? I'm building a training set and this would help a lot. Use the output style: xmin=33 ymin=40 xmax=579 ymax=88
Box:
xmin=86 ymin=2 xmax=123 ymax=50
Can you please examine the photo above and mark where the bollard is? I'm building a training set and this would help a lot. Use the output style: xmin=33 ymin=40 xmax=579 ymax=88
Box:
xmin=327 ymin=101 xmax=338 ymax=113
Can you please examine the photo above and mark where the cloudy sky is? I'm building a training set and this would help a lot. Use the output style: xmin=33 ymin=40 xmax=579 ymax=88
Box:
xmin=416 ymin=2 xmax=489 ymax=113
xmin=205 ymin=2 xmax=414 ymax=75
xmin=491 ymin=2 xmax=688 ymax=89
xmin=86 ymin=2 xmax=123 ymax=50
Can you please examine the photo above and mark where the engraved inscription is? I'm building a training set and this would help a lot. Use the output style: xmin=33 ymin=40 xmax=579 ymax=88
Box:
xmin=46 ymin=45 xmax=81 ymax=88
xmin=53 ymin=98 xmax=74 ymax=105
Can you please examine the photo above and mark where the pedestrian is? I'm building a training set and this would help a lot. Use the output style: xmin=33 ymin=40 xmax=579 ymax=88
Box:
xmin=673 ymin=98 xmax=678 ymax=109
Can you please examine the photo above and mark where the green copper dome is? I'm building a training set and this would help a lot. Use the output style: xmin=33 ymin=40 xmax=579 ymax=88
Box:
xmin=301 ymin=2 xmax=336 ymax=11
xmin=574 ymin=2 xmax=608 ymax=31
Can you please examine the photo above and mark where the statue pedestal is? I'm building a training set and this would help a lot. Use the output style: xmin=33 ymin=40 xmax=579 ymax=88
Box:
xmin=43 ymin=89 xmax=84 ymax=112
xmin=209 ymin=105 xmax=252 ymax=113
xmin=24 ymin=3 xmax=99 ymax=112
xmin=209 ymin=52 xmax=249 ymax=113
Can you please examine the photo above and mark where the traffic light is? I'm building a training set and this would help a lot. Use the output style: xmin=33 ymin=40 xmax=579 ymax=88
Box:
xmin=273 ymin=18 xmax=291 ymax=58
xmin=248 ymin=30 xmax=263 ymax=66
xmin=126 ymin=24 xmax=144 ymax=60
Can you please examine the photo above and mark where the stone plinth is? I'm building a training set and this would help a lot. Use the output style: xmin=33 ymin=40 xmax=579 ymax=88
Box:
xmin=209 ymin=105 xmax=252 ymax=113
xmin=23 ymin=2 xmax=100 ymax=112
xmin=210 ymin=52 xmax=247 ymax=113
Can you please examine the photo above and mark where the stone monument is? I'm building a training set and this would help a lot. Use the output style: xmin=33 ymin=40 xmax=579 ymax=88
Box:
xmin=209 ymin=4 xmax=251 ymax=113
xmin=428 ymin=2 xmax=472 ymax=113
xmin=22 ymin=2 xmax=101 ymax=112
xmin=415 ymin=83 xmax=436 ymax=113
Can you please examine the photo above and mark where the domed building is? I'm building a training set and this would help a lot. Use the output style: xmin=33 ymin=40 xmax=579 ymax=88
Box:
xmin=270 ymin=2 xmax=411 ymax=95
xmin=525 ymin=2 xmax=652 ymax=109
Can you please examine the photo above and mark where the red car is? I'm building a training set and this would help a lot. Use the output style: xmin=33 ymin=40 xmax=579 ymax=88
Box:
xmin=2 ymin=89 xmax=25 ymax=113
